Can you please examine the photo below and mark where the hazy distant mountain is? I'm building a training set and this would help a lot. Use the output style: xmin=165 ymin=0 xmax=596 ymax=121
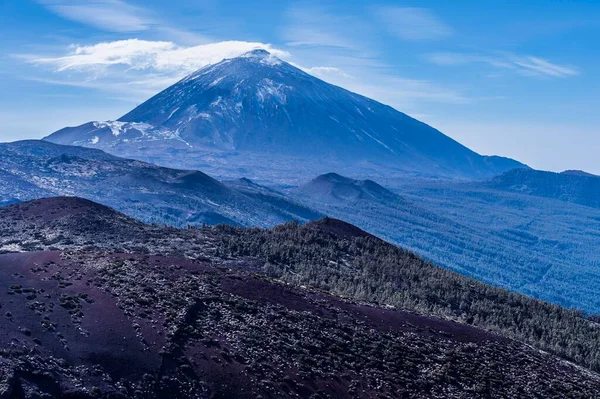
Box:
xmin=299 ymin=172 xmax=402 ymax=204
xmin=293 ymin=172 xmax=600 ymax=314
xmin=45 ymin=49 xmax=525 ymax=182
xmin=223 ymin=177 xmax=323 ymax=222
xmin=5 ymin=141 xmax=600 ymax=314
xmin=0 ymin=140 xmax=319 ymax=227
xmin=487 ymin=168 xmax=600 ymax=208
xmin=561 ymin=170 xmax=598 ymax=177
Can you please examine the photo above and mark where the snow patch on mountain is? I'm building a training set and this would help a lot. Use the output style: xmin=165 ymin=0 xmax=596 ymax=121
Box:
xmin=208 ymin=76 xmax=226 ymax=88
xmin=256 ymin=78 xmax=292 ymax=104
xmin=240 ymin=48 xmax=282 ymax=65
xmin=94 ymin=121 xmax=127 ymax=137
xmin=166 ymin=107 xmax=180 ymax=121
xmin=91 ymin=121 xmax=155 ymax=138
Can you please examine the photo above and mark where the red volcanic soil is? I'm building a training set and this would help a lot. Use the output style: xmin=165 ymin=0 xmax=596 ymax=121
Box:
xmin=305 ymin=217 xmax=374 ymax=240
xmin=0 ymin=197 xmax=117 ymax=223
xmin=1 ymin=249 xmax=599 ymax=398
xmin=0 ymin=252 xmax=159 ymax=378
xmin=221 ymin=273 xmax=502 ymax=344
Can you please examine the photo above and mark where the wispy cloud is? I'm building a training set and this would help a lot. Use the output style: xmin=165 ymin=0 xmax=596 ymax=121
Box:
xmin=294 ymin=62 xmax=467 ymax=107
xmin=427 ymin=52 xmax=579 ymax=78
xmin=20 ymin=75 xmax=160 ymax=100
xmin=37 ymin=0 xmax=208 ymax=44
xmin=37 ymin=0 xmax=153 ymax=32
xmin=18 ymin=40 xmax=289 ymax=101
xmin=21 ymin=3 xmax=474 ymax=114
xmin=28 ymin=39 xmax=289 ymax=74
xmin=277 ymin=5 xmax=467 ymax=112
xmin=281 ymin=6 xmax=364 ymax=49
xmin=279 ymin=5 xmax=387 ymax=81
xmin=512 ymin=56 xmax=579 ymax=78
xmin=19 ymin=35 xmax=471 ymax=114
xmin=374 ymin=7 xmax=453 ymax=41
xmin=342 ymin=76 xmax=470 ymax=108
xmin=300 ymin=66 xmax=352 ymax=79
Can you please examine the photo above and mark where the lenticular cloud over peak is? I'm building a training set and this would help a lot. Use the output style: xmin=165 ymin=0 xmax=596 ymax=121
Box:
xmin=32 ymin=39 xmax=291 ymax=75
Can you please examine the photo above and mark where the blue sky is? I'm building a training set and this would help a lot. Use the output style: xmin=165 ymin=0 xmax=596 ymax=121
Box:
xmin=1 ymin=0 xmax=599 ymax=173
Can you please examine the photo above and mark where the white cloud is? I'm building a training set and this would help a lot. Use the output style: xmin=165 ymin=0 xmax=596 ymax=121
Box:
xmin=512 ymin=56 xmax=579 ymax=78
xmin=21 ymin=40 xmax=292 ymax=102
xmin=21 ymin=38 xmax=472 ymax=116
xmin=427 ymin=52 xmax=579 ymax=78
xmin=37 ymin=0 xmax=153 ymax=32
xmin=30 ymin=39 xmax=290 ymax=74
xmin=374 ymin=7 xmax=453 ymax=41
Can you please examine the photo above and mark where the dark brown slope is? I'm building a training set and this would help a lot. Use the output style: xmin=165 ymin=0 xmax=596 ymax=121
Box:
xmin=1 ymin=198 xmax=600 ymax=398
xmin=0 ymin=197 xmax=181 ymax=254
xmin=1 ymin=250 xmax=599 ymax=399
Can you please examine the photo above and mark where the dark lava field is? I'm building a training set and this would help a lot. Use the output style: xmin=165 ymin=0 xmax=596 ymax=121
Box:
xmin=0 ymin=198 xmax=599 ymax=398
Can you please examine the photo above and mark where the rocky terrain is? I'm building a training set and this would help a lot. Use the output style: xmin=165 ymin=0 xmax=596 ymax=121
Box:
xmin=0 ymin=140 xmax=319 ymax=227
xmin=1 ymin=197 xmax=600 ymax=398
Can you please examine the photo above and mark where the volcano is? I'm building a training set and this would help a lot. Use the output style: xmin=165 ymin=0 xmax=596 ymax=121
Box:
xmin=45 ymin=49 xmax=525 ymax=181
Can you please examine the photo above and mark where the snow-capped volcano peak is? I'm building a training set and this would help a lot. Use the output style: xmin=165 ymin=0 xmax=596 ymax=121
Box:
xmin=237 ymin=48 xmax=283 ymax=66
xmin=45 ymin=50 xmax=526 ymax=180
xmin=240 ymin=48 xmax=272 ymax=58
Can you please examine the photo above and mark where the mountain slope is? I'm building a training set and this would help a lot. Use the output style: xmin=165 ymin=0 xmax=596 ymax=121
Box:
xmin=0 ymin=140 xmax=320 ymax=227
xmin=299 ymin=172 xmax=403 ymax=203
xmin=45 ymin=49 xmax=525 ymax=181
xmin=2 ymin=251 xmax=597 ymax=398
xmin=0 ymin=168 xmax=52 ymax=206
xmin=223 ymin=177 xmax=324 ymax=221
xmin=1 ymin=198 xmax=600 ymax=398
xmin=486 ymin=168 xmax=600 ymax=208
xmin=293 ymin=172 xmax=600 ymax=314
